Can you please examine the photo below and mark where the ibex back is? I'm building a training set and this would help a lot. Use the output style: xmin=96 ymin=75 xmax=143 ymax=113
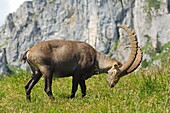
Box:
xmin=21 ymin=25 xmax=142 ymax=101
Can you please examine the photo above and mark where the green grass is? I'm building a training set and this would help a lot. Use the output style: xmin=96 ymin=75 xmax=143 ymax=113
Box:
xmin=0 ymin=63 xmax=169 ymax=113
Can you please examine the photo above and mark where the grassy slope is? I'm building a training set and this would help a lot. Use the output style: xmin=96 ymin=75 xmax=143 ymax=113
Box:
xmin=0 ymin=62 xmax=169 ymax=113
xmin=0 ymin=42 xmax=169 ymax=113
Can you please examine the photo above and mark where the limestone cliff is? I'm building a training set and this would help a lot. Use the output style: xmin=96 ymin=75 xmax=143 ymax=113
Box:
xmin=0 ymin=0 xmax=170 ymax=75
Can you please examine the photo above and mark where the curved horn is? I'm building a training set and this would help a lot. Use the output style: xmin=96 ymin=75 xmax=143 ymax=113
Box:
xmin=124 ymin=47 xmax=143 ymax=75
xmin=118 ymin=25 xmax=138 ymax=77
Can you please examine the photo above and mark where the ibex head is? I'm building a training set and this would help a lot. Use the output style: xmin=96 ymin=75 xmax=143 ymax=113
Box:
xmin=106 ymin=25 xmax=143 ymax=88
xmin=106 ymin=64 xmax=121 ymax=87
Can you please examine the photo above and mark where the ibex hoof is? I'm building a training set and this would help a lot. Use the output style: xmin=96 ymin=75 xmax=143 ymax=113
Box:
xmin=26 ymin=95 xmax=31 ymax=102
xmin=50 ymin=96 xmax=55 ymax=101
xmin=68 ymin=95 xmax=75 ymax=99
xmin=82 ymin=94 xmax=86 ymax=98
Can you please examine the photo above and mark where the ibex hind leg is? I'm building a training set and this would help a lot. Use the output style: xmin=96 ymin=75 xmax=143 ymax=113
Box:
xmin=25 ymin=69 xmax=42 ymax=101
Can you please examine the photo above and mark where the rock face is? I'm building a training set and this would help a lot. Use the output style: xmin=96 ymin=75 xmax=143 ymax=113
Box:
xmin=0 ymin=48 xmax=13 ymax=75
xmin=0 ymin=0 xmax=170 ymax=75
xmin=134 ymin=0 xmax=170 ymax=46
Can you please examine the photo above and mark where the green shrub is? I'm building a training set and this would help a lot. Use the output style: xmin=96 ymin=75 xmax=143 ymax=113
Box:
xmin=148 ymin=0 xmax=161 ymax=10
xmin=141 ymin=40 xmax=170 ymax=67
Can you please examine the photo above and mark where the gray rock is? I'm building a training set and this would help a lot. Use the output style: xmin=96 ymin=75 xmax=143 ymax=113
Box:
xmin=143 ymin=53 xmax=152 ymax=62
xmin=153 ymin=60 xmax=162 ymax=68
xmin=0 ymin=48 xmax=13 ymax=75
xmin=0 ymin=0 xmax=170 ymax=75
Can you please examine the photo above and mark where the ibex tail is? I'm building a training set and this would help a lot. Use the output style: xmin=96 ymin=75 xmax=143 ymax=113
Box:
xmin=21 ymin=50 xmax=29 ymax=63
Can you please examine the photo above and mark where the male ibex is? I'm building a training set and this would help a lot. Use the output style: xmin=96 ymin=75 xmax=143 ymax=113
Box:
xmin=21 ymin=25 xmax=142 ymax=101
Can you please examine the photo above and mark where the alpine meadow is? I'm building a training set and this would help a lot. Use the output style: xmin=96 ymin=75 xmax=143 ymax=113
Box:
xmin=0 ymin=59 xmax=169 ymax=112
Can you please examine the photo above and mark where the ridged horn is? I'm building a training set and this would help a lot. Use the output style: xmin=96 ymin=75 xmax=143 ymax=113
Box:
xmin=124 ymin=47 xmax=143 ymax=75
xmin=118 ymin=25 xmax=138 ymax=77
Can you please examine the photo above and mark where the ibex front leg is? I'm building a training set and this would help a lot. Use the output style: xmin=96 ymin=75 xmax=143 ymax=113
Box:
xmin=79 ymin=80 xmax=86 ymax=98
xmin=70 ymin=75 xmax=80 ymax=98
xmin=43 ymin=67 xmax=55 ymax=100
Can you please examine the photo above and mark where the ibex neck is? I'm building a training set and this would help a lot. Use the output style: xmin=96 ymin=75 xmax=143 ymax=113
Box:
xmin=96 ymin=52 xmax=114 ymax=73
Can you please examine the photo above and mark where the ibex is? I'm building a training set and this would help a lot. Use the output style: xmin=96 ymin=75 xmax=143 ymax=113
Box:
xmin=21 ymin=25 xmax=142 ymax=101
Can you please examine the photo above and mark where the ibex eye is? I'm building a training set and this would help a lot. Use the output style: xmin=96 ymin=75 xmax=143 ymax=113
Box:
xmin=114 ymin=64 xmax=118 ymax=68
